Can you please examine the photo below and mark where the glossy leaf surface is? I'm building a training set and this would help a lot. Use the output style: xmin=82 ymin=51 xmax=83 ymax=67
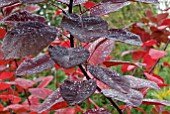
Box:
xmin=2 ymin=11 xmax=47 ymax=26
xmin=88 ymin=38 xmax=115 ymax=65
xmin=16 ymin=54 xmax=55 ymax=76
xmin=102 ymin=88 xmax=143 ymax=107
xmin=60 ymin=79 xmax=97 ymax=105
xmin=88 ymin=65 xmax=130 ymax=93
xmin=90 ymin=2 xmax=130 ymax=16
xmin=61 ymin=13 xmax=108 ymax=42
xmin=142 ymin=99 xmax=170 ymax=106
xmin=19 ymin=0 xmax=44 ymax=4
xmin=2 ymin=21 xmax=58 ymax=60
xmin=124 ymin=75 xmax=160 ymax=90
xmin=106 ymin=29 xmax=142 ymax=46
xmin=49 ymin=46 xmax=89 ymax=68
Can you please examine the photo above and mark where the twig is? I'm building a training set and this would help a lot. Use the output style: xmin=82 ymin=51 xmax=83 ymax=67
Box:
xmin=148 ymin=39 xmax=170 ymax=74
xmin=43 ymin=1 xmax=65 ymax=12
xmin=68 ymin=0 xmax=122 ymax=113
xmin=24 ymin=89 xmax=31 ymax=105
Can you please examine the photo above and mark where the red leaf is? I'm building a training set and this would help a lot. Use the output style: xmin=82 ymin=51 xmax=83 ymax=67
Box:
xmin=149 ymin=49 xmax=167 ymax=60
xmin=29 ymin=88 xmax=52 ymax=99
xmin=55 ymin=107 xmax=80 ymax=114
xmin=157 ymin=13 xmax=169 ymax=22
xmin=161 ymin=19 xmax=170 ymax=26
xmin=15 ymin=78 xmax=34 ymax=89
xmin=143 ymin=54 xmax=156 ymax=70
xmin=50 ymin=101 xmax=68 ymax=110
xmin=84 ymin=1 xmax=96 ymax=9
xmin=142 ymin=99 xmax=170 ymax=106
xmin=0 ymin=82 xmax=11 ymax=90
xmin=34 ymin=76 xmax=53 ymax=88
xmin=83 ymin=108 xmax=111 ymax=114
xmin=163 ymin=62 xmax=170 ymax=67
xmin=3 ymin=104 xmax=29 ymax=112
xmin=0 ymin=103 xmax=4 ymax=111
xmin=88 ymin=38 xmax=115 ymax=65
xmin=103 ymin=60 xmax=140 ymax=67
xmin=142 ymin=40 xmax=157 ymax=47
xmin=0 ymin=72 xmax=13 ymax=80
xmin=0 ymin=28 xmax=6 ymax=39
xmin=0 ymin=95 xmax=21 ymax=104
xmin=146 ymin=10 xmax=152 ymax=18
xmin=132 ymin=50 xmax=146 ymax=61
xmin=122 ymin=64 xmax=136 ymax=73
xmin=56 ymin=10 xmax=62 ymax=16
xmin=144 ymin=72 xmax=167 ymax=87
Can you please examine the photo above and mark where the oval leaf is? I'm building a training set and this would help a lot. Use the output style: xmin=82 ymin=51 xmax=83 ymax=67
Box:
xmin=16 ymin=54 xmax=55 ymax=76
xmin=83 ymin=108 xmax=111 ymax=114
xmin=38 ymin=89 xmax=67 ymax=113
xmin=29 ymin=88 xmax=52 ymax=99
xmin=2 ymin=21 xmax=58 ymax=60
xmin=2 ymin=11 xmax=47 ymax=26
xmin=61 ymin=13 xmax=108 ymax=43
xmin=124 ymin=75 xmax=160 ymax=90
xmin=88 ymin=65 xmax=130 ymax=93
xmin=49 ymin=46 xmax=90 ymax=68
xmin=60 ymin=79 xmax=97 ymax=105
xmin=88 ymin=38 xmax=115 ymax=66
xmin=90 ymin=2 xmax=130 ymax=16
xmin=102 ymin=88 xmax=143 ymax=107
xmin=106 ymin=29 xmax=142 ymax=46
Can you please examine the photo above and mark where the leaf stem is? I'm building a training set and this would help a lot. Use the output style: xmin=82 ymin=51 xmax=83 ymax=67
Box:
xmin=24 ymin=89 xmax=31 ymax=105
xmin=148 ymin=39 xmax=170 ymax=74
xmin=68 ymin=0 xmax=122 ymax=113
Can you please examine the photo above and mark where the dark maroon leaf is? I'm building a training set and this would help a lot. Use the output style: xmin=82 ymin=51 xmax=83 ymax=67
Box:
xmin=49 ymin=46 xmax=90 ymax=68
xmin=38 ymin=89 xmax=66 ymax=113
xmin=134 ymin=0 xmax=159 ymax=4
xmin=16 ymin=54 xmax=55 ymax=76
xmin=124 ymin=75 xmax=160 ymax=90
xmin=102 ymin=0 xmax=159 ymax=4
xmin=57 ymin=0 xmax=87 ymax=6
xmin=61 ymin=13 xmax=108 ymax=43
xmin=83 ymin=108 xmax=111 ymax=114
xmin=2 ymin=21 xmax=58 ymax=60
xmin=102 ymin=88 xmax=143 ymax=107
xmin=2 ymin=11 xmax=47 ymax=26
xmin=142 ymin=99 xmax=170 ymax=106
xmin=88 ymin=65 xmax=130 ymax=93
xmin=102 ymin=0 xmax=127 ymax=3
xmin=19 ymin=0 xmax=44 ymax=4
xmin=106 ymin=29 xmax=142 ymax=46
xmin=0 ymin=0 xmax=19 ymax=8
xmin=88 ymin=38 xmax=115 ymax=66
xmin=90 ymin=2 xmax=130 ymax=16
xmin=60 ymin=79 xmax=97 ymax=105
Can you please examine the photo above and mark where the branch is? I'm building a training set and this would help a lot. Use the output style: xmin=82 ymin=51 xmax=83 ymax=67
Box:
xmin=148 ymin=39 xmax=170 ymax=74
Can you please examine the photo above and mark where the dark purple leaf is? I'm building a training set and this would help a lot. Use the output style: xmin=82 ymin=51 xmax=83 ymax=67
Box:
xmin=106 ymin=29 xmax=142 ymax=46
xmin=16 ymin=54 xmax=55 ymax=76
xmin=19 ymin=0 xmax=44 ymax=4
xmin=60 ymin=79 xmax=97 ymax=105
xmin=90 ymin=2 xmax=130 ymax=16
xmin=61 ymin=13 xmax=108 ymax=43
xmin=134 ymin=0 xmax=159 ymax=4
xmin=88 ymin=65 xmax=130 ymax=93
xmin=2 ymin=11 xmax=47 ymax=26
xmin=49 ymin=46 xmax=90 ymax=68
xmin=88 ymin=38 xmax=115 ymax=66
xmin=57 ymin=0 xmax=87 ymax=6
xmin=83 ymin=108 xmax=111 ymax=114
xmin=38 ymin=89 xmax=66 ymax=113
xmin=0 ymin=0 xmax=19 ymax=8
xmin=124 ymin=75 xmax=160 ymax=90
xmin=142 ymin=99 xmax=170 ymax=106
xmin=2 ymin=21 xmax=58 ymax=60
xmin=102 ymin=0 xmax=127 ymax=3
xmin=102 ymin=88 xmax=143 ymax=107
